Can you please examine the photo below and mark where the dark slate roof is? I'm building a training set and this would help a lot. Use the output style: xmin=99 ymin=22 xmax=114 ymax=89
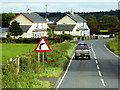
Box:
xmin=33 ymin=29 xmax=47 ymax=32
xmin=22 ymin=13 xmax=47 ymax=23
xmin=67 ymin=14 xmax=87 ymax=23
xmin=54 ymin=24 xmax=76 ymax=31
xmin=20 ymin=25 xmax=31 ymax=32
xmin=0 ymin=28 xmax=8 ymax=32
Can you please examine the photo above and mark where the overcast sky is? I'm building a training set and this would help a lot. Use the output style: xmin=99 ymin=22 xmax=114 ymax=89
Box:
xmin=0 ymin=0 xmax=119 ymax=13
xmin=1 ymin=0 xmax=119 ymax=2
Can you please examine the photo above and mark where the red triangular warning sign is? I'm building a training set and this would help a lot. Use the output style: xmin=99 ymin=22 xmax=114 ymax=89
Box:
xmin=34 ymin=37 xmax=51 ymax=52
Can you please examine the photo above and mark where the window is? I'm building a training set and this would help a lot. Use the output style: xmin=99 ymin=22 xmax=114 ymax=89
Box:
xmin=41 ymin=23 xmax=43 ymax=29
xmin=76 ymin=44 xmax=88 ymax=50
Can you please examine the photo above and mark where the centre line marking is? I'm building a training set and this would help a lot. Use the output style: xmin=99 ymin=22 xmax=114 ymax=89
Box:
xmin=95 ymin=60 xmax=98 ymax=64
xmin=98 ymin=70 xmax=102 ymax=77
xmin=97 ymin=65 xmax=100 ymax=70
xmin=91 ymin=43 xmax=106 ymax=87
xmin=101 ymin=78 xmax=106 ymax=87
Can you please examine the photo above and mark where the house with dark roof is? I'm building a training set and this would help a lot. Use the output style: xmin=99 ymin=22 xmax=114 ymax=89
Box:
xmin=9 ymin=8 xmax=48 ymax=38
xmin=54 ymin=10 xmax=90 ymax=36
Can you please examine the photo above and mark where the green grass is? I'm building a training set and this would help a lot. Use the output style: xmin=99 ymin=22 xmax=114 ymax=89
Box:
xmin=100 ymin=30 xmax=109 ymax=32
xmin=106 ymin=38 xmax=120 ymax=55
xmin=2 ymin=43 xmax=37 ymax=61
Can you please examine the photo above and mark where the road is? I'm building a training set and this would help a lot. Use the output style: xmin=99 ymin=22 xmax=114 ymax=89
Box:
xmin=57 ymin=39 xmax=119 ymax=89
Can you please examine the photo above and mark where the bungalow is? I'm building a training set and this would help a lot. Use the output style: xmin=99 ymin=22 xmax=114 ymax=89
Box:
xmin=54 ymin=11 xmax=90 ymax=36
xmin=9 ymin=8 xmax=48 ymax=38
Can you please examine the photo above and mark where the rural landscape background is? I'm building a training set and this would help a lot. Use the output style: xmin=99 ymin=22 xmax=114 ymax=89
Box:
xmin=0 ymin=0 xmax=120 ymax=89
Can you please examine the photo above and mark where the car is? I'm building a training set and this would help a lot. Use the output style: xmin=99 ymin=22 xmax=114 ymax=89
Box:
xmin=75 ymin=43 xmax=90 ymax=60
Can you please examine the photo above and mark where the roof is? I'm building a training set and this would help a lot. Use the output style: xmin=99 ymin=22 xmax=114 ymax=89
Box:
xmin=22 ymin=13 xmax=47 ymax=23
xmin=0 ymin=28 xmax=8 ymax=32
xmin=67 ymin=14 xmax=87 ymax=23
xmin=54 ymin=24 xmax=76 ymax=31
xmin=10 ymin=13 xmax=47 ymax=23
xmin=20 ymin=25 xmax=31 ymax=32
xmin=33 ymin=29 xmax=47 ymax=32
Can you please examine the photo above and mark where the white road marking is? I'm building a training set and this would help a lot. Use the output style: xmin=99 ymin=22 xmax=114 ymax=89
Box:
xmin=98 ymin=70 xmax=102 ymax=77
xmin=101 ymin=78 xmax=106 ymax=87
xmin=104 ymin=44 xmax=119 ymax=58
xmin=95 ymin=60 xmax=98 ymax=64
xmin=56 ymin=53 xmax=75 ymax=89
xmin=91 ymin=43 xmax=106 ymax=87
xmin=94 ymin=56 xmax=97 ymax=60
xmin=97 ymin=65 xmax=100 ymax=70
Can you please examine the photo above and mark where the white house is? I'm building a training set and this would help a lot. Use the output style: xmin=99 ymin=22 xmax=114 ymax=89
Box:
xmin=9 ymin=8 xmax=48 ymax=38
xmin=54 ymin=11 xmax=90 ymax=36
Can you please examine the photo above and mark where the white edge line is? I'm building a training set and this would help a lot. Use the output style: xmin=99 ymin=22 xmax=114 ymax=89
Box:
xmin=101 ymin=78 xmax=106 ymax=87
xmin=104 ymin=44 xmax=119 ymax=58
xmin=56 ymin=53 xmax=75 ymax=89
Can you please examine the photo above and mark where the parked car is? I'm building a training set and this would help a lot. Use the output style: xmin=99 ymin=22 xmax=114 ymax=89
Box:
xmin=75 ymin=43 xmax=90 ymax=60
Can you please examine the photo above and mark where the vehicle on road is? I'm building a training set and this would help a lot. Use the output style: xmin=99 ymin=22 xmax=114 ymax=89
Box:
xmin=75 ymin=43 xmax=90 ymax=60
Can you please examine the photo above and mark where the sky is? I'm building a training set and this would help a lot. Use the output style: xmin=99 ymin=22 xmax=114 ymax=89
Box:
xmin=0 ymin=0 xmax=120 ymax=13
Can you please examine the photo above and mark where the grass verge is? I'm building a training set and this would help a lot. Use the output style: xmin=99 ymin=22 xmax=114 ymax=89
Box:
xmin=105 ymin=38 xmax=120 ymax=56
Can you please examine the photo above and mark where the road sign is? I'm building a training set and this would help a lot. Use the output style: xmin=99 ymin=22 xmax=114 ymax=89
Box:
xmin=34 ymin=37 xmax=51 ymax=52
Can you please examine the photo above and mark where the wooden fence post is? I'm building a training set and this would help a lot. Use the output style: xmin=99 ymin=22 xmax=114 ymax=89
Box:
xmin=16 ymin=56 xmax=20 ymax=74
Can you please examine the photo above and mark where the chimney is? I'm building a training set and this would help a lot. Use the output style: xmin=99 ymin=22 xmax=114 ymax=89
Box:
xmin=71 ymin=10 xmax=74 ymax=15
xmin=27 ymin=8 xmax=31 ymax=14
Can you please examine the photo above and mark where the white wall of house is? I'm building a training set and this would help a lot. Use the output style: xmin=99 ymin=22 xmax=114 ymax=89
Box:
xmin=57 ymin=15 xmax=76 ymax=25
xmin=10 ymin=14 xmax=32 ymax=25
xmin=33 ymin=31 xmax=48 ymax=38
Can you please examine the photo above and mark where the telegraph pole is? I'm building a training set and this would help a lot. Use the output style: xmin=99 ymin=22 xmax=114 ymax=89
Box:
xmin=45 ymin=4 xmax=47 ymax=19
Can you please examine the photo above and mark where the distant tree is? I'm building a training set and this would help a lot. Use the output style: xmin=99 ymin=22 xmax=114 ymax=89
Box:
xmin=99 ymin=15 xmax=119 ymax=29
xmin=2 ymin=12 xmax=16 ymax=27
xmin=9 ymin=21 xmax=23 ymax=38
xmin=47 ymin=28 xmax=54 ymax=38
xmin=84 ymin=15 xmax=99 ymax=34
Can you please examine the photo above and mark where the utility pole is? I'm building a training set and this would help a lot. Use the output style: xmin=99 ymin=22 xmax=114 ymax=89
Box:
xmin=45 ymin=4 xmax=47 ymax=19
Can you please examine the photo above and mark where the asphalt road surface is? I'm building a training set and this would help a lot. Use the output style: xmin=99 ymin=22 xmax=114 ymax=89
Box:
xmin=58 ymin=39 xmax=119 ymax=89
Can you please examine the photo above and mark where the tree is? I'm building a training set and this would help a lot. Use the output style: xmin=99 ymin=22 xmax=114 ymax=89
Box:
xmin=2 ymin=12 xmax=16 ymax=27
xmin=99 ymin=15 xmax=119 ymax=29
xmin=9 ymin=21 xmax=23 ymax=38
xmin=47 ymin=28 xmax=54 ymax=38
xmin=84 ymin=15 xmax=98 ymax=28
xmin=84 ymin=15 xmax=99 ymax=34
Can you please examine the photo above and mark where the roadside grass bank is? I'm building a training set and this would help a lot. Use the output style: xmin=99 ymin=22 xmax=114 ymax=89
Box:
xmin=2 ymin=41 xmax=76 ymax=88
xmin=105 ymin=37 xmax=120 ymax=56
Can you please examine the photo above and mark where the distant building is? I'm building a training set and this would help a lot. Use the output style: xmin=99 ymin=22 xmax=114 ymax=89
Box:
xmin=9 ymin=8 xmax=49 ymax=38
xmin=0 ymin=27 xmax=8 ymax=38
xmin=54 ymin=10 xmax=90 ymax=36
xmin=118 ymin=1 xmax=120 ymax=10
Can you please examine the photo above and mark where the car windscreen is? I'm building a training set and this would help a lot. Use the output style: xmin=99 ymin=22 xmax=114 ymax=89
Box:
xmin=76 ymin=44 xmax=88 ymax=49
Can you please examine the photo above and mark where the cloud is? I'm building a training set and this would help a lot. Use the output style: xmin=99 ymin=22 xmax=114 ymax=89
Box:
xmin=1 ymin=0 xmax=119 ymax=2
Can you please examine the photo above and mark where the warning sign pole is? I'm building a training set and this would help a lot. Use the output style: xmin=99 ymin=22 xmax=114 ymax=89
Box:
xmin=38 ymin=52 xmax=40 ymax=64
xmin=34 ymin=37 xmax=51 ymax=66
xmin=42 ymin=52 xmax=44 ymax=66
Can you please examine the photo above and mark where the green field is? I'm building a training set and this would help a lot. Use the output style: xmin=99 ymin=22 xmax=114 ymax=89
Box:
xmin=100 ymin=30 xmax=109 ymax=32
xmin=2 ymin=43 xmax=37 ymax=61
